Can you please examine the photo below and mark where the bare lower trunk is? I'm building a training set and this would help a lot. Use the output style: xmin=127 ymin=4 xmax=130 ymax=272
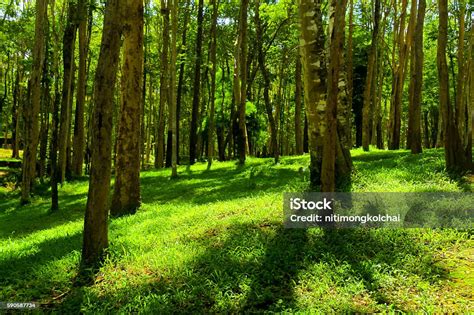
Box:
xmin=111 ymin=0 xmax=143 ymax=216
xmin=21 ymin=0 xmax=47 ymax=204
xmin=72 ymin=0 xmax=88 ymax=177
xmin=82 ymin=0 xmax=123 ymax=267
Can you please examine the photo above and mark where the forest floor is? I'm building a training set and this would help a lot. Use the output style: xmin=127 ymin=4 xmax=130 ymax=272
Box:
xmin=0 ymin=148 xmax=473 ymax=312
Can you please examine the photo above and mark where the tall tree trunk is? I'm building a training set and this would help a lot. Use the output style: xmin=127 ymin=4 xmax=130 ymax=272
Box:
xmin=295 ymin=50 xmax=304 ymax=155
xmin=455 ymin=0 xmax=466 ymax=147
xmin=21 ymin=0 xmax=48 ymax=204
xmin=437 ymin=0 xmax=471 ymax=172
xmin=388 ymin=0 xmax=415 ymax=149
xmin=346 ymin=0 xmax=354 ymax=149
xmin=407 ymin=0 xmax=425 ymax=154
xmin=169 ymin=0 xmax=178 ymax=178
xmin=189 ymin=0 xmax=204 ymax=165
xmin=82 ymin=0 xmax=123 ymax=267
xmin=155 ymin=0 xmax=169 ymax=169
xmin=467 ymin=25 xmax=474 ymax=163
xmin=11 ymin=63 xmax=20 ymax=159
xmin=50 ymin=0 xmax=61 ymax=211
xmin=58 ymin=0 xmax=78 ymax=183
xmin=361 ymin=0 xmax=381 ymax=151
xmin=237 ymin=0 xmax=249 ymax=164
xmin=298 ymin=0 xmax=326 ymax=186
xmin=175 ymin=0 xmax=191 ymax=165
xmin=111 ymin=0 xmax=143 ymax=216
xmin=72 ymin=0 xmax=88 ymax=177
xmin=322 ymin=0 xmax=348 ymax=192
xmin=255 ymin=0 xmax=279 ymax=163
xmin=207 ymin=0 xmax=219 ymax=169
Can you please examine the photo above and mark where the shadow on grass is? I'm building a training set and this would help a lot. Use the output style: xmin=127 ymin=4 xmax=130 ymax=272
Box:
xmin=0 ymin=190 xmax=87 ymax=240
xmin=0 ymin=231 xmax=82 ymax=307
xmin=62 ymin=224 xmax=449 ymax=313
xmin=140 ymin=166 xmax=303 ymax=205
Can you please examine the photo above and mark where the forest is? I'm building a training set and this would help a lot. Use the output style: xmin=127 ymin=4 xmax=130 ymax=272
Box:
xmin=0 ymin=0 xmax=473 ymax=312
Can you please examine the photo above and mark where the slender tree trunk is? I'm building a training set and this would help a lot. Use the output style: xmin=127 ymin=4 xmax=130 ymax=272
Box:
xmin=189 ymin=0 xmax=204 ymax=165
xmin=346 ymin=0 xmax=354 ymax=148
xmin=175 ymin=0 xmax=191 ymax=165
xmin=72 ymin=0 xmax=88 ymax=177
xmin=237 ymin=0 xmax=249 ymax=164
xmin=295 ymin=51 xmax=303 ymax=155
xmin=11 ymin=63 xmax=20 ymax=159
xmin=169 ymin=0 xmax=178 ymax=178
xmin=50 ymin=0 xmax=61 ymax=211
xmin=255 ymin=0 xmax=279 ymax=163
xmin=58 ymin=0 xmax=77 ymax=183
xmin=455 ymin=0 xmax=466 ymax=146
xmin=111 ymin=0 xmax=143 ymax=216
xmin=21 ymin=0 xmax=48 ymax=204
xmin=207 ymin=0 xmax=219 ymax=169
xmin=468 ymin=25 xmax=474 ymax=163
xmin=389 ymin=0 xmax=415 ymax=149
xmin=298 ymin=0 xmax=327 ymax=186
xmin=437 ymin=0 xmax=470 ymax=172
xmin=322 ymin=0 xmax=347 ymax=192
xmin=82 ymin=0 xmax=123 ymax=267
xmin=407 ymin=0 xmax=425 ymax=154
xmin=361 ymin=0 xmax=381 ymax=151
xmin=155 ymin=0 xmax=169 ymax=169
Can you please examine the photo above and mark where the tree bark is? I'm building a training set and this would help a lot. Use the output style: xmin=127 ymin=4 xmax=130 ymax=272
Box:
xmin=155 ymin=0 xmax=169 ymax=169
xmin=72 ymin=0 xmax=88 ymax=177
xmin=21 ymin=0 xmax=48 ymax=204
xmin=111 ymin=0 xmax=143 ymax=216
xmin=437 ymin=0 xmax=471 ymax=172
xmin=169 ymin=0 xmax=178 ymax=178
xmin=207 ymin=0 xmax=219 ymax=169
xmin=407 ymin=0 xmax=425 ymax=154
xmin=237 ymin=0 xmax=249 ymax=164
xmin=295 ymin=50 xmax=303 ymax=155
xmin=255 ymin=0 xmax=279 ymax=163
xmin=361 ymin=0 xmax=381 ymax=151
xmin=298 ymin=0 xmax=326 ymax=186
xmin=322 ymin=0 xmax=347 ymax=192
xmin=189 ymin=0 xmax=204 ymax=165
xmin=82 ymin=0 xmax=123 ymax=267
xmin=58 ymin=0 xmax=78 ymax=183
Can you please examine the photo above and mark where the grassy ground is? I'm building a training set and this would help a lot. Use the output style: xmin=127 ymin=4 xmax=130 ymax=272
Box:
xmin=0 ymin=148 xmax=472 ymax=313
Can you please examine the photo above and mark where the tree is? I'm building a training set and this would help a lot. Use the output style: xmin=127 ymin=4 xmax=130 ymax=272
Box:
xmin=82 ymin=0 xmax=123 ymax=266
xmin=388 ymin=0 xmax=416 ymax=150
xmin=236 ymin=0 xmax=249 ymax=165
xmin=189 ymin=0 xmax=204 ymax=165
xmin=71 ymin=0 xmax=89 ymax=177
xmin=58 ymin=0 xmax=78 ymax=183
xmin=155 ymin=0 xmax=170 ymax=169
xmin=207 ymin=0 xmax=219 ymax=169
xmin=322 ymin=0 xmax=348 ymax=191
xmin=361 ymin=0 xmax=381 ymax=151
xmin=436 ymin=0 xmax=471 ymax=173
xmin=298 ymin=0 xmax=326 ymax=186
xmin=20 ymin=0 xmax=48 ymax=204
xmin=295 ymin=52 xmax=303 ymax=155
xmin=407 ymin=0 xmax=426 ymax=154
xmin=111 ymin=0 xmax=144 ymax=216
xmin=169 ymin=0 xmax=178 ymax=178
xmin=255 ymin=0 xmax=279 ymax=163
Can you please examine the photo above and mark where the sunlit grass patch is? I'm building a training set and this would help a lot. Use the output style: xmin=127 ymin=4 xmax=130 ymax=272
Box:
xmin=0 ymin=148 xmax=472 ymax=312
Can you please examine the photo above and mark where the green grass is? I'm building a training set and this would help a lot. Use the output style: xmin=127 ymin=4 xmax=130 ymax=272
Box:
xmin=0 ymin=149 xmax=472 ymax=313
